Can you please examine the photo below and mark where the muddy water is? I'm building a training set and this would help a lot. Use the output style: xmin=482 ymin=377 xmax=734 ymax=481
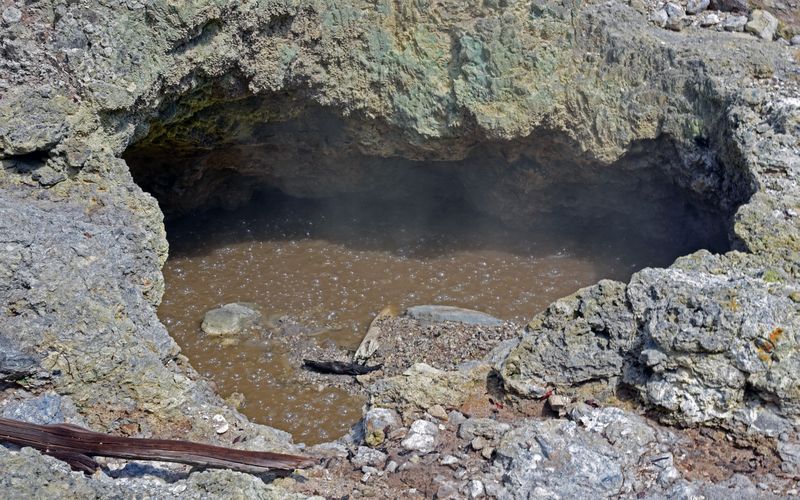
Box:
xmin=159 ymin=188 xmax=727 ymax=444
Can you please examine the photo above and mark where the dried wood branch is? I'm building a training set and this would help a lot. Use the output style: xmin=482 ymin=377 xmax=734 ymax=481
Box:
xmin=0 ymin=417 xmax=314 ymax=474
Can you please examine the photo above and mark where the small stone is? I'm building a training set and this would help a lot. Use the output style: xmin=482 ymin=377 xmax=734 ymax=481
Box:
xmin=401 ymin=420 xmax=439 ymax=453
xmin=723 ymin=15 xmax=748 ymax=32
xmin=471 ymin=436 xmax=489 ymax=451
xmin=386 ymin=460 xmax=398 ymax=473
xmin=458 ymin=418 xmax=511 ymax=441
xmin=664 ymin=2 xmax=685 ymax=18
xmin=428 ymin=404 xmax=448 ymax=420
xmin=436 ymin=482 xmax=460 ymax=499
xmin=225 ymin=392 xmax=246 ymax=409
xmin=789 ymin=291 xmax=800 ymax=303
xmin=361 ymin=465 xmax=379 ymax=475
xmin=468 ymin=480 xmax=486 ymax=498
xmin=547 ymin=394 xmax=570 ymax=416
xmin=664 ymin=3 xmax=686 ymax=31
xmin=31 ymin=166 xmax=66 ymax=187
xmin=351 ymin=446 xmax=388 ymax=468
xmin=211 ymin=414 xmax=229 ymax=434
xmin=745 ymin=10 xmax=778 ymax=40
xmin=2 ymin=6 xmax=22 ymax=24
xmin=409 ymin=454 xmax=421 ymax=464
xmin=440 ymin=455 xmax=459 ymax=466
xmin=364 ymin=407 xmax=400 ymax=447
xmin=481 ymin=447 xmax=495 ymax=459
xmin=791 ymin=35 xmax=800 ymax=46
xmin=686 ymin=0 xmax=710 ymax=14
xmin=201 ymin=303 xmax=261 ymax=335
xmin=700 ymin=12 xmax=720 ymax=26
xmin=649 ymin=9 xmax=668 ymax=27
xmin=448 ymin=410 xmax=466 ymax=426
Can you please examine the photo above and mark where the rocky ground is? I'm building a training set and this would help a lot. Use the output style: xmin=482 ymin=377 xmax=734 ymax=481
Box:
xmin=0 ymin=0 xmax=799 ymax=498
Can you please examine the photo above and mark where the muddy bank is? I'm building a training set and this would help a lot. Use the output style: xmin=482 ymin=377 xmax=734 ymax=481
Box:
xmin=0 ymin=0 xmax=798 ymax=497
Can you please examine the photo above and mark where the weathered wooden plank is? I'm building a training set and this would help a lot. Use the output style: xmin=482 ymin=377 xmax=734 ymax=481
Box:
xmin=0 ymin=417 xmax=314 ymax=474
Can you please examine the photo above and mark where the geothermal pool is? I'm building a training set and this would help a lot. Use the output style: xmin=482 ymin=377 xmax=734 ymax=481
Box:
xmin=156 ymin=186 xmax=728 ymax=444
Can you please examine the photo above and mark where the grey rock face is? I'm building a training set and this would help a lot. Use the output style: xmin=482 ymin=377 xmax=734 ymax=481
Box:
xmin=0 ymin=90 xmax=75 ymax=155
xmin=404 ymin=305 xmax=502 ymax=327
xmin=201 ymin=303 xmax=262 ymax=335
xmin=627 ymin=260 xmax=800 ymax=426
xmin=746 ymin=10 xmax=779 ymax=40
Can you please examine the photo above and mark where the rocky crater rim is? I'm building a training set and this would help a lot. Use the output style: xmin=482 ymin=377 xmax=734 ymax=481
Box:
xmin=0 ymin=1 xmax=798 ymax=495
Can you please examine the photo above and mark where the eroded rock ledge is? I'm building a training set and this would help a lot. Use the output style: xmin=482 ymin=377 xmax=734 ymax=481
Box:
xmin=0 ymin=0 xmax=798 ymax=497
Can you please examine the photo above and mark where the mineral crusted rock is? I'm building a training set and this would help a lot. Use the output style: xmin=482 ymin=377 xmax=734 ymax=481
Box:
xmin=495 ymin=408 xmax=658 ymax=498
xmin=370 ymin=363 xmax=492 ymax=413
xmin=201 ymin=303 xmax=262 ymax=336
xmin=746 ymin=10 xmax=779 ymax=40
xmin=364 ymin=407 xmax=401 ymax=447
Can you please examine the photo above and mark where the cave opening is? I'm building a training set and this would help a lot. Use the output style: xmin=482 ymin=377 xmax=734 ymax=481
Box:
xmin=124 ymin=95 xmax=736 ymax=444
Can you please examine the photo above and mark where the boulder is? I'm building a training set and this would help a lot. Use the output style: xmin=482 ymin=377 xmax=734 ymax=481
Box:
xmin=201 ymin=303 xmax=262 ymax=335
xmin=745 ymin=10 xmax=778 ymax=40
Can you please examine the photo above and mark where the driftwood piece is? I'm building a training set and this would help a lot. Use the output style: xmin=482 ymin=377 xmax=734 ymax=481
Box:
xmin=0 ymin=417 xmax=314 ymax=474
xmin=353 ymin=305 xmax=398 ymax=363
xmin=302 ymin=359 xmax=382 ymax=376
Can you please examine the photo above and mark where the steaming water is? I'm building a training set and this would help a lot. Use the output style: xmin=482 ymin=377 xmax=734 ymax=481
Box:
xmin=158 ymin=188 xmax=727 ymax=444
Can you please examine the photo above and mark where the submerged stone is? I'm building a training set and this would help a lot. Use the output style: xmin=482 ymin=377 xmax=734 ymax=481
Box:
xmin=405 ymin=305 xmax=502 ymax=327
xmin=201 ymin=303 xmax=262 ymax=336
